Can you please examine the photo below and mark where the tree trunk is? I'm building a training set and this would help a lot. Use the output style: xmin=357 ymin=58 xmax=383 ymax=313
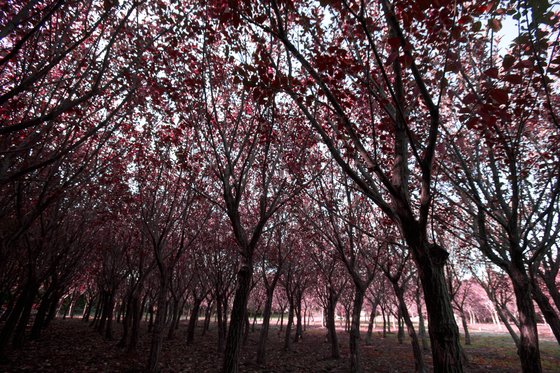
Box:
xmin=415 ymin=288 xmax=429 ymax=351
xmin=104 ymin=290 xmax=115 ymax=340
xmin=82 ymin=294 xmax=95 ymax=322
xmin=222 ymin=262 xmax=253 ymax=373
xmin=279 ymin=308 xmax=284 ymax=332
xmin=128 ymin=295 xmax=141 ymax=353
xmin=217 ymin=293 xmax=226 ymax=352
xmin=256 ymin=289 xmax=275 ymax=364
xmin=349 ymin=288 xmax=365 ymax=373
xmin=509 ymin=264 xmax=543 ymax=373
xmin=394 ymin=284 xmax=426 ymax=373
xmin=12 ymin=282 xmax=38 ymax=349
xmin=202 ymin=300 xmax=213 ymax=335
xmin=30 ymin=289 xmax=54 ymax=340
xmin=493 ymin=301 xmax=520 ymax=346
xmin=397 ymin=310 xmax=405 ymax=345
xmin=326 ymin=292 xmax=340 ymax=358
xmin=147 ymin=281 xmax=168 ymax=373
xmin=294 ymin=292 xmax=303 ymax=343
xmin=365 ymin=304 xmax=376 ymax=346
xmin=284 ymin=301 xmax=294 ymax=351
xmin=531 ymin=278 xmax=560 ymax=345
xmin=186 ymin=297 xmax=202 ymax=345
xmin=460 ymin=311 xmax=471 ymax=346
xmin=118 ymin=296 xmax=132 ymax=348
xmin=414 ymin=243 xmax=463 ymax=373
xmin=381 ymin=306 xmax=387 ymax=338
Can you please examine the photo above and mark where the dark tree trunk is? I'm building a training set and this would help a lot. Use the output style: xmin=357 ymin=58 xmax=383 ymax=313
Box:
xmin=349 ymin=288 xmax=365 ymax=373
xmin=283 ymin=301 xmax=294 ymax=351
xmin=202 ymin=300 xmax=213 ymax=335
xmin=531 ymin=278 xmax=560 ymax=345
xmin=82 ymin=294 xmax=95 ymax=322
xmin=147 ymin=282 xmax=168 ymax=373
xmin=30 ymin=288 xmax=54 ymax=340
xmin=12 ymin=282 xmax=38 ymax=348
xmin=128 ymin=295 xmax=141 ymax=353
xmin=118 ymin=297 xmax=132 ymax=348
xmin=293 ymin=292 xmax=303 ymax=343
xmin=148 ymin=303 xmax=155 ymax=332
xmin=394 ymin=284 xmax=426 ymax=373
xmin=381 ymin=306 xmax=387 ymax=338
xmin=279 ymin=308 xmax=285 ymax=332
xmin=186 ymin=297 xmax=203 ymax=345
xmin=256 ymin=289 xmax=275 ymax=364
xmin=542 ymin=274 xmax=560 ymax=313
xmin=0 ymin=287 xmax=28 ymax=355
xmin=397 ymin=310 xmax=405 ymax=345
xmin=243 ymin=313 xmax=250 ymax=346
xmin=222 ymin=263 xmax=253 ymax=373
xmin=90 ymin=293 xmax=103 ymax=328
xmin=460 ymin=311 xmax=471 ymax=346
xmin=415 ymin=287 xmax=429 ymax=351
xmin=413 ymin=243 xmax=463 ymax=373
xmin=365 ymin=304 xmax=376 ymax=346
xmin=494 ymin=301 xmax=520 ymax=346
xmin=44 ymin=290 xmax=61 ymax=328
xmin=326 ymin=292 xmax=340 ymax=359
xmin=509 ymin=264 xmax=542 ymax=373
xmin=217 ymin=293 xmax=226 ymax=352
xmin=167 ymin=299 xmax=179 ymax=340
xmin=104 ymin=290 xmax=115 ymax=340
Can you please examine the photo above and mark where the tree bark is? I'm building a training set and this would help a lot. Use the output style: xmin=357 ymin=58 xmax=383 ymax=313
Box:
xmin=128 ymin=295 xmax=141 ymax=353
xmin=186 ymin=297 xmax=203 ymax=345
xmin=365 ymin=304 xmax=376 ymax=346
xmin=12 ymin=282 xmax=38 ymax=348
xmin=222 ymin=262 xmax=253 ymax=373
xmin=147 ymin=281 xmax=168 ymax=373
xmin=326 ymin=292 xmax=340 ymax=358
xmin=349 ymin=288 xmax=365 ymax=373
xmin=256 ymin=288 xmax=275 ymax=364
xmin=415 ymin=288 xmax=429 ymax=351
xmin=460 ymin=311 xmax=471 ymax=346
xmin=531 ymin=277 xmax=560 ymax=345
xmin=509 ymin=264 xmax=542 ymax=373
xmin=394 ymin=284 xmax=426 ymax=373
xmin=413 ymin=243 xmax=463 ymax=373
xmin=283 ymin=301 xmax=294 ymax=351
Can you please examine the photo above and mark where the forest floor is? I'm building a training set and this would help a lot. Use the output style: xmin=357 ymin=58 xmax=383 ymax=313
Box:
xmin=0 ymin=319 xmax=558 ymax=372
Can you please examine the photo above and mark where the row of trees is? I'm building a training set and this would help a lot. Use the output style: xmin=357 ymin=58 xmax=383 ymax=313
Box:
xmin=1 ymin=1 xmax=559 ymax=373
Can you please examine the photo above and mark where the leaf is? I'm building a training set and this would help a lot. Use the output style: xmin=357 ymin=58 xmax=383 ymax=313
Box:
xmin=489 ymin=88 xmax=509 ymax=105
xmin=502 ymin=54 xmax=515 ymax=70
xmin=387 ymin=37 xmax=401 ymax=49
xmin=473 ymin=21 xmax=482 ymax=32
xmin=488 ymin=18 xmax=502 ymax=32
xmin=503 ymin=74 xmax=523 ymax=84
xmin=483 ymin=67 xmax=499 ymax=79
xmin=463 ymin=93 xmax=477 ymax=105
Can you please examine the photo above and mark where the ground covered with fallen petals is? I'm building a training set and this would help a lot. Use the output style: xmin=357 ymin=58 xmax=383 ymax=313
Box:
xmin=1 ymin=320 xmax=558 ymax=372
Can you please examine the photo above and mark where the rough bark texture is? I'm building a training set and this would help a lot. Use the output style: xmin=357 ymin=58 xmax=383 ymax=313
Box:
xmin=394 ymin=284 xmax=426 ymax=373
xmin=509 ymin=264 xmax=542 ymax=373
xmin=414 ymin=243 xmax=463 ymax=373
xmin=222 ymin=263 xmax=252 ymax=373
xmin=147 ymin=282 xmax=168 ymax=373
xmin=460 ymin=312 xmax=471 ymax=346
xmin=349 ymin=289 xmax=365 ymax=373
xmin=327 ymin=293 xmax=340 ymax=358
xmin=186 ymin=297 xmax=203 ymax=345
xmin=256 ymin=289 xmax=275 ymax=364
xmin=531 ymin=277 xmax=560 ymax=345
